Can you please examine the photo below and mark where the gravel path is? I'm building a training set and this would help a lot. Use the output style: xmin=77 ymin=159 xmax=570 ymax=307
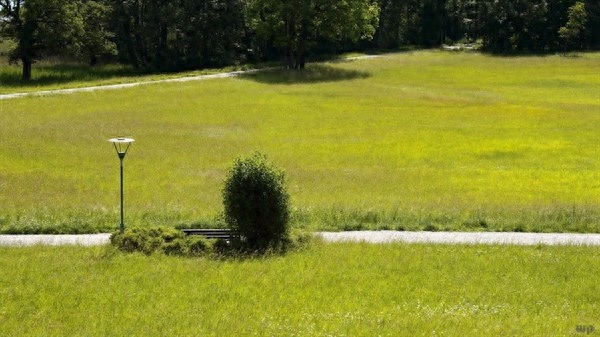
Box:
xmin=0 ymin=69 xmax=263 ymax=100
xmin=2 ymin=231 xmax=600 ymax=247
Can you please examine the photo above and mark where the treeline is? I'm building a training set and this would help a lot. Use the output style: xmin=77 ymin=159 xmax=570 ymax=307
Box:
xmin=377 ymin=0 xmax=598 ymax=52
xmin=1 ymin=0 xmax=598 ymax=79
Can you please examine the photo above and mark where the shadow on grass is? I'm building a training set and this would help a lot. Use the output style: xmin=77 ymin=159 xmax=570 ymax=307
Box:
xmin=240 ymin=64 xmax=370 ymax=84
xmin=0 ymin=63 xmax=153 ymax=89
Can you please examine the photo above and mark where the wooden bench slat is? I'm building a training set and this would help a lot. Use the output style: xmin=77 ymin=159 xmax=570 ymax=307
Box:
xmin=181 ymin=229 xmax=232 ymax=239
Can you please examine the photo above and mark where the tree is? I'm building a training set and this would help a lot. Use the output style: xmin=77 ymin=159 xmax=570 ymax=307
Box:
xmin=248 ymin=0 xmax=379 ymax=69
xmin=1 ymin=0 xmax=33 ymax=79
xmin=178 ymin=0 xmax=247 ymax=68
xmin=583 ymin=0 xmax=600 ymax=49
xmin=0 ymin=0 xmax=85 ymax=80
xmin=419 ymin=0 xmax=444 ymax=47
xmin=80 ymin=0 xmax=116 ymax=66
xmin=375 ymin=0 xmax=403 ymax=49
xmin=558 ymin=1 xmax=587 ymax=51
xmin=478 ymin=0 xmax=549 ymax=53
xmin=110 ymin=0 xmax=247 ymax=70
xmin=443 ymin=0 xmax=481 ymax=44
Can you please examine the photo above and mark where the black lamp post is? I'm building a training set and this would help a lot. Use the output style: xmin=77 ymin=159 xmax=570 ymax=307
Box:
xmin=109 ymin=137 xmax=135 ymax=234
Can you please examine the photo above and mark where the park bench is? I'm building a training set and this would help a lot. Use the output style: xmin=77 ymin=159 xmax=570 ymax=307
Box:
xmin=180 ymin=228 xmax=232 ymax=240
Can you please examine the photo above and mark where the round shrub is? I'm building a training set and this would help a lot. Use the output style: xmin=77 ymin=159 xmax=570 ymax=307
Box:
xmin=222 ymin=152 xmax=290 ymax=252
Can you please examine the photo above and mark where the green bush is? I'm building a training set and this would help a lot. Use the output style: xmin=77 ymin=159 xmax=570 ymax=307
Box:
xmin=110 ymin=226 xmax=212 ymax=256
xmin=222 ymin=152 xmax=291 ymax=252
xmin=185 ymin=236 xmax=213 ymax=256
xmin=161 ymin=238 xmax=189 ymax=256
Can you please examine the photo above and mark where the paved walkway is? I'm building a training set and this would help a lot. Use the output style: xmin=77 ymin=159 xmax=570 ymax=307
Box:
xmin=319 ymin=231 xmax=600 ymax=246
xmin=0 ymin=234 xmax=112 ymax=247
xmin=2 ymin=231 xmax=600 ymax=247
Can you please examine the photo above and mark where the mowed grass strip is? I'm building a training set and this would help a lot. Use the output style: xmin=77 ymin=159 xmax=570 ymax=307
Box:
xmin=0 ymin=51 xmax=598 ymax=232
xmin=0 ymin=243 xmax=598 ymax=336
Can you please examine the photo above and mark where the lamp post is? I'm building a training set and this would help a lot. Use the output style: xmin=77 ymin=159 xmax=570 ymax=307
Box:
xmin=109 ymin=137 xmax=135 ymax=234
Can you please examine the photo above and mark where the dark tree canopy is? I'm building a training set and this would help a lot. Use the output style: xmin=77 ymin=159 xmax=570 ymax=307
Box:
xmin=1 ymin=0 xmax=115 ymax=79
xmin=109 ymin=0 xmax=247 ymax=70
xmin=2 ymin=0 xmax=599 ymax=79
xmin=1 ymin=0 xmax=81 ymax=79
xmin=248 ymin=0 xmax=380 ymax=69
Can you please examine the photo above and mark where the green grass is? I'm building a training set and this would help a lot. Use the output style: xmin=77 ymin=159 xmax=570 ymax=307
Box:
xmin=0 ymin=243 xmax=598 ymax=336
xmin=0 ymin=58 xmax=261 ymax=95
xmin=0 ymin=51 xmax=598 ymax=233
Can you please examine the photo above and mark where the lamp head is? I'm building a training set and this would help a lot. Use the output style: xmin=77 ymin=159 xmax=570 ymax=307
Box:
xmin=109 ymin=137 xmax=135 ymax=159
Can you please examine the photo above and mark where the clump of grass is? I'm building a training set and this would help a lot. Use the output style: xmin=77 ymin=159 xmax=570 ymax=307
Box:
xmin=292 ymin=205 xmax=600 ymax=233
xmin=0 ymin=211 xmax=115 ymax=234
xmin=109 ymin=225 xmax=315 ymax=258
xmin=0 ymin=204 xmax=597 ymax=235
xmin=110 ymin=226 xmax=214 ymax=256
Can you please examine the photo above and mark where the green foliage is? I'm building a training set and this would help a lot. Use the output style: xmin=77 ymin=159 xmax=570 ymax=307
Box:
xmin=559 ymin=2 xmax=588 ymax=51
xmin=1 ymin=0 xmax=88 ymax=79
xmin=247 ymin=0 xmax=379 ymax=68
xmin=477 ymin=0 xmax=550 ymax=53
xmin=185 ymin=235 xmax=213 ymax=256
xmin=223 ymin=152 xmax=291 ymax=252
xmin=111 ymin=0 xmax=247 ymax=70
xmin=79 ymin=0 xmax=117 ymax=65
xmin=0 ymin=40 xmax=16 ymax=58
xmin=2 ymin=0 xmax=600 ymax=81
xmin=1 ymin=0 xmax=121 ymax=79
xmin=110 ymin=226 xmax=212 ymax=256
xmin=3 ymin=0 xmax=600 ymax=78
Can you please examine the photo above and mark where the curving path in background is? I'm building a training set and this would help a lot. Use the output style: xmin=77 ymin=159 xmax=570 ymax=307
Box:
xmin=0 ymin=69 xmax=262 ymax=100
xmin=0 ymin=55 xmax=382 ymax=100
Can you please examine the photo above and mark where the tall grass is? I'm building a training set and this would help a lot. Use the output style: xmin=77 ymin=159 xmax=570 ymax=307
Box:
xmin=0 ymin=51 xmax=598 ymax=233
xmin=0 ymin=243 xmax=598 ymax=336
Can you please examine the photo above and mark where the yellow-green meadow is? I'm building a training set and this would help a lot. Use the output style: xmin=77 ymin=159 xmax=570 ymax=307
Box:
xmin=1 ymin=51 xmax=598 ymax=233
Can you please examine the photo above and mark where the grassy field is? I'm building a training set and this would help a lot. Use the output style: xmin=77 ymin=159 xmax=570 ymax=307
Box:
xmin=0 ymin=243 xmax=598 ymax=336
xmin=0 ymin=51 xmax=598 ymax=233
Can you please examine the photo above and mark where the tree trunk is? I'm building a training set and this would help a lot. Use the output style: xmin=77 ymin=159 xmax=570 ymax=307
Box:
xmin=285 ymin=45 xmax=292 ymax=69
xmin=134 ymin=0 xmax=145 ymax=66
xmin=21 ymin=58 xmax=32 ymax=81
xmin=298 ymin=20 xmax=307 ymax=69
xmin=89 ymin=54 xmax=98 ymax=66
